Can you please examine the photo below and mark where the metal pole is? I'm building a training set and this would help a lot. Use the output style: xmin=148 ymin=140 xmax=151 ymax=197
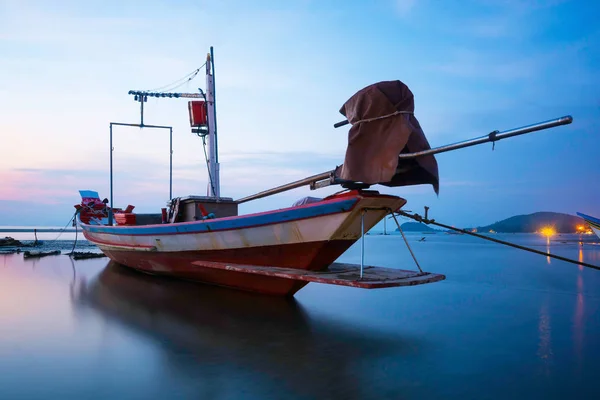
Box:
xmin=360 ymin=210 xmax=365 ymax=279
xmin=109 ymin=122 xmax=172 ymax=129
xmin=384 ymin=216 xmax=387 ymax=235
xmin=109 ymin=123 xmax=114 ymax=226
xmin=210 ymin=46 xmax=218 ymax=165
xmin=169 ymin=127 xmax=173 ymax=200
xmin=140 ymin=98 xmax=144 ymax=126
xmin=235 ymin=115 xmax=572 ymax=204
xmin=397 ymin=115 xmax=572 ymax=159
xmin=206 ymin=51 xmax=219 ymax=197
xmin=211 ymin=46 xmax=220 ymax=198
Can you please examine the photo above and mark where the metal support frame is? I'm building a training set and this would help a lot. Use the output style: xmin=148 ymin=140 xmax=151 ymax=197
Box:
xmin=109 ymin=122 xmax=173 ymax=225
xmin=357 ymin=206 xmax=425 ymax=279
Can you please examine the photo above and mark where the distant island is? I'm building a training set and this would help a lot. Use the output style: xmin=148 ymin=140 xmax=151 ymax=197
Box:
xmin=469 ymin=212 xmax=586 ymax=233
xmin=396 ymin=212 xmax=588 ymax=234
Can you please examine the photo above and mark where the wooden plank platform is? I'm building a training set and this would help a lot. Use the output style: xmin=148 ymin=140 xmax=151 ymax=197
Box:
xmin=191 ymin=261 xmax=445 ymax=289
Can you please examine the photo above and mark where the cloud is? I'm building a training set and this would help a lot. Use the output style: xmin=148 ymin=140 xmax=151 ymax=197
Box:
xmin=0 ymin=200 xmax=73 ymax=226
xmin=0 ymin=149 xmax=342 ymax=206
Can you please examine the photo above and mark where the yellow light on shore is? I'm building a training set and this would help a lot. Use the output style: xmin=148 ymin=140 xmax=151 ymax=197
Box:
xmin=576 ymin=224 xmax=593 ymax=235
xmin=539 ymin=226 xmax=556 ymax=237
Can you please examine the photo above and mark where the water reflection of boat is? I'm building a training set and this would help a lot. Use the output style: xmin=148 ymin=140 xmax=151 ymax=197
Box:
xmin=74 ymin=263 xmax=419 ymax=397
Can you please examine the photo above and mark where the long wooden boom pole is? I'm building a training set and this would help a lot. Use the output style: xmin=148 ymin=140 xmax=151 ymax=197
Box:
xmin=235 ymin=115 xmax=572 ymax=204
xmin=236 ymin=171 xmax=334 ymax=204
xmin=398 ymin=115 xmax=572 ymax=159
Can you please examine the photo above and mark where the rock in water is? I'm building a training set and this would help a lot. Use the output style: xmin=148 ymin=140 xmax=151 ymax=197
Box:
xmin=0 ymin=237 xmax=23 ymax=247
xmin=68 ymin=252 xmax=106 ymax=260
xmin=23 ymin=250 xmax=61 ymax=259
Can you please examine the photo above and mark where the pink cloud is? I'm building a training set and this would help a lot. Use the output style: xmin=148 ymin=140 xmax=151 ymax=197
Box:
xmin=0 ymin=169 xmax=104 ymax=204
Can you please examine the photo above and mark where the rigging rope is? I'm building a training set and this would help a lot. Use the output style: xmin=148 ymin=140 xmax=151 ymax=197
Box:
xmin=69 ymin=221 xmax=78 ymax=256
xmin=145 ymin=62 xmax=207 ymax=93
xmin=395 ymin=210 xmax=600 ymax=271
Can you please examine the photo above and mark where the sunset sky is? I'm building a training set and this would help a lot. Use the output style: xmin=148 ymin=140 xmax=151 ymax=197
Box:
xmin=1 ymin=0 xmax=598 ymax=228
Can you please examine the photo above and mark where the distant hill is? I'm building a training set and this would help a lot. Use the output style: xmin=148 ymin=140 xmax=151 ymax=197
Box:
xmin=397 ymin=222 xmax=440 ymax=232
xmin=473 ymin=212 xmax=585 ymax=233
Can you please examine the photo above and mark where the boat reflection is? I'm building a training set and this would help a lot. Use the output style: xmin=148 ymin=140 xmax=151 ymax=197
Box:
xmin=75 ymin=262 xmax=417 ymax=398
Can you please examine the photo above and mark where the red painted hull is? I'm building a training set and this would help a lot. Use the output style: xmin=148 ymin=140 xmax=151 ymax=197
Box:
xmin=103 ymin=239 xmax=355 ymax=296
xmin=81 ymin=190 xmax=408 ymax=296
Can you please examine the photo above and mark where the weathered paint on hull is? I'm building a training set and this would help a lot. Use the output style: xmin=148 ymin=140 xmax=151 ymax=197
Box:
xmin=103 ymin=239 xmax=354 ymax=296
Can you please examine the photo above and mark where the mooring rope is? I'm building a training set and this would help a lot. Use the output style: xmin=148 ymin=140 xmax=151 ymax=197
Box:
xmin=395 ymin=210 xmax=600 ymax=271
xmin=69 ymin=221 xmax=78 ymax=256
xmin=45 ymin=211 xmax=78 ymax=244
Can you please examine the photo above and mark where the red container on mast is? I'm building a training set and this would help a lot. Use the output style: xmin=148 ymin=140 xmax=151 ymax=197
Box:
xmin=188 ymin=101 xmax=207 ymax=127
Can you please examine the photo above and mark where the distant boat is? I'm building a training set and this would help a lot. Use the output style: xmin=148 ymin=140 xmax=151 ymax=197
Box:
xmin=576 ymin=212 xmax=600 ymax=239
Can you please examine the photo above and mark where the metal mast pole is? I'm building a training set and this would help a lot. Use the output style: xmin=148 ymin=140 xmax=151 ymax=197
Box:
xmin=206 ymin=48 xmax=220 ymax=198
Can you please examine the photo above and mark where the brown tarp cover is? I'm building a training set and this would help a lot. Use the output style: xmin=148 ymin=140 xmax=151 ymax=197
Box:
xmin=336 ymin=80 xmax=439 ymax=194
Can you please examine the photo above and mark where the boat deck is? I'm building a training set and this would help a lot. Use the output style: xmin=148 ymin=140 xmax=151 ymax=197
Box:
xmin=191 ymin=261 xmax=445 ymax=289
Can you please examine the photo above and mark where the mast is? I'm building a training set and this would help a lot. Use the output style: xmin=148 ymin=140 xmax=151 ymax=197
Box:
xmin=206 ymin=47 xmax=220 ymax=198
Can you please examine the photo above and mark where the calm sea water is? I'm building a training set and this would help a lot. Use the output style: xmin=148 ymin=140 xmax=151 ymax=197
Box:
xmin=1 ymin=232 xmax=599 ymax=399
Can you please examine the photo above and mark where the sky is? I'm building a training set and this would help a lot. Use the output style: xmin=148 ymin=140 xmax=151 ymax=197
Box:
xmin=0 ymin=0 xmax=598 ymax=228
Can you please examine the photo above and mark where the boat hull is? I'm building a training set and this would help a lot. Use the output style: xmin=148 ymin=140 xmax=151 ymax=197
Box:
xmin=80 ymin=191 xmax=406 ymax=296
xmin=101 ymin=239 xmax=355 ymax=295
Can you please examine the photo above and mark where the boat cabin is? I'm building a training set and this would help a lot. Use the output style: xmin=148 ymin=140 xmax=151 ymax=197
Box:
xmin=169 ymin=196 xmax=238 ymax=222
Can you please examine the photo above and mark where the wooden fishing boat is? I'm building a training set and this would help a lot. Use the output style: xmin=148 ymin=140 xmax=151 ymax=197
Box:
xmin=77 ymin=190 xmax=439 ymax=295
xmin=76 ymin=47 xmax=572 ymax=296
xmin=577 ymin=212 xmax=600 ymax=239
